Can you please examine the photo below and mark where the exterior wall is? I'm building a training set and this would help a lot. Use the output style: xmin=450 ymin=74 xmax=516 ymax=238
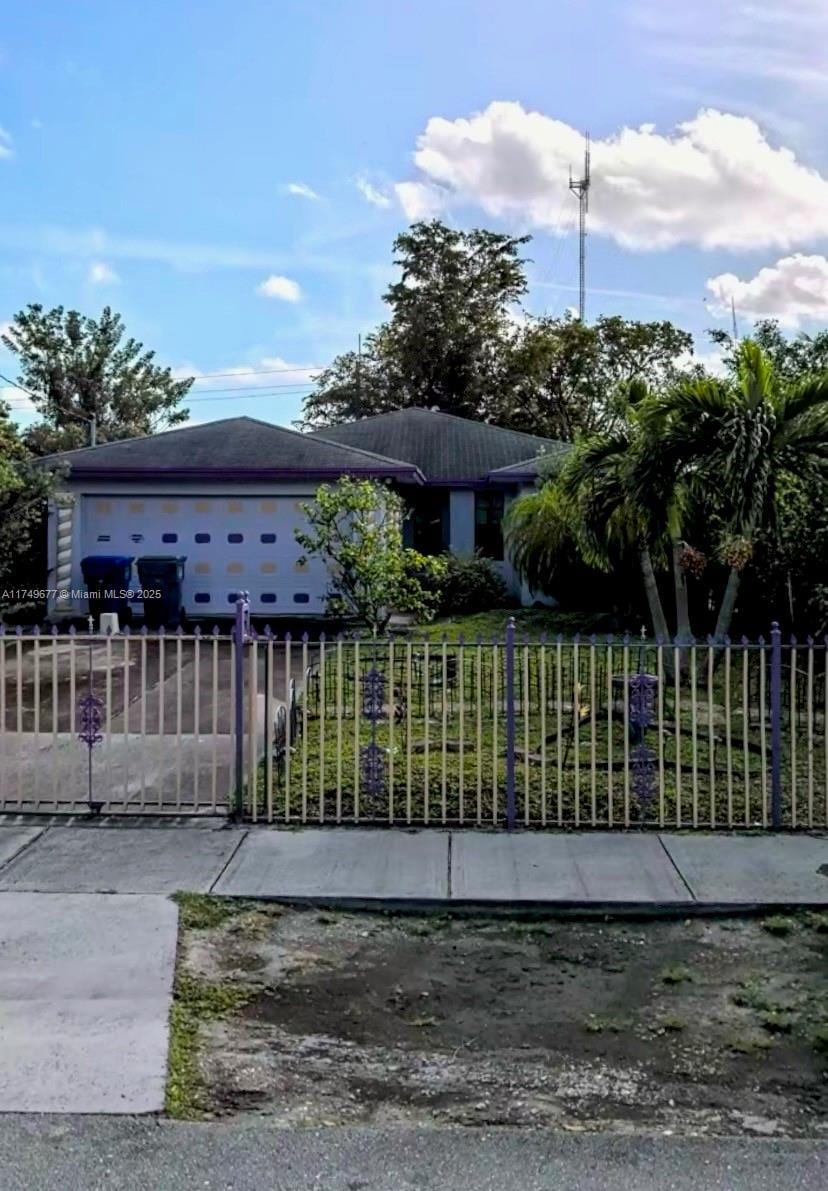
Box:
xmin=448 ymin=486 xmax=536 ymax=606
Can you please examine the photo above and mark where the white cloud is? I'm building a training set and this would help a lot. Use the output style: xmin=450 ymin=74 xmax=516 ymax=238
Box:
xmin=285 ymin=181 xmax=319 ymax=201
xmin=0 ymin=222 xmax=383 ymax=279
xmin=256 ymin=274 xmax=302 ymax=302
xmin=356 ymin=176 xmax=392 ymax=209
xmin=87 ymin=261 xmax=120 ymax=285
xmin=677 ymin=345 xmax=729 ymax=378
xmin=395 ymin=102 xmax=828 ymax=252
xmin=707 ymin=254 xmax=828 ymax=326
xmin=0 ymin=126 xmax=13 ymax=160
xmin=633 ymin=1 xmax=828 ymax=94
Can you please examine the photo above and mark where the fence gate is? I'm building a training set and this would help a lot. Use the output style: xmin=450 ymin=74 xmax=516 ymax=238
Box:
xmin=0 ymin=622 xmax=236 ymax=815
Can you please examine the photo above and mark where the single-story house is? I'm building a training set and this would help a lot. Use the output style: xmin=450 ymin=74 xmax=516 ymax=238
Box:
xmin=43 ymin=407 xmax=566 ymax=620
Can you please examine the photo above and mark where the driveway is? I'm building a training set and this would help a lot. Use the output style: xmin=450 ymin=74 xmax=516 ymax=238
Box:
xmin=0 ymin=638 xmax=309 ymax=812
xmin=0 ymin=892 xmax=177 ymax=1113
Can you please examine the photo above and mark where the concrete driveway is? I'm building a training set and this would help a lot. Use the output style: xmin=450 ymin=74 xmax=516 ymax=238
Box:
xmin=0 ymin=892 xmax=177 ymax=1113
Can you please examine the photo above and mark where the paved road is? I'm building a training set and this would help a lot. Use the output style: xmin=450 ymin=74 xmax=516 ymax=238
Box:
xmin=0 ymin=1119 xmax=825 ymax=1190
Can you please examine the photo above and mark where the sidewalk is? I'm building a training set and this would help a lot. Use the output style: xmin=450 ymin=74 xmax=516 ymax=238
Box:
xmin=0 ymin=819 xmax=826 ymax=908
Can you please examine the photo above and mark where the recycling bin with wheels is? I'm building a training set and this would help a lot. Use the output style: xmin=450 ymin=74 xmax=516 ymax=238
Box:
xmin=80 ymin=555 xmax=134 ymax=626
xmin=136 ymin=556 xmax=187 ymax=629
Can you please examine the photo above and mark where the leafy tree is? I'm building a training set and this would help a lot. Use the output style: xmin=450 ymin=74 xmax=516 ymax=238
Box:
xmin=295 ymin=477 xmax=446 ymax=633
xmin=303 ymin=221 xmax=695 ymax=439
xmin=302 ymin=221 xmax=529 ymax=427
xmin=0 ymin=402 xmax=58 ymax=611
xmin=641 ymin=339 xmax=828 ymax=641
xmin=501 ymin=314 xmax=693 ymax=439
xmin=710 ymin=319 xmax=828 ymax=382
xmin=2 ymin=304 xmax=192 ymax=455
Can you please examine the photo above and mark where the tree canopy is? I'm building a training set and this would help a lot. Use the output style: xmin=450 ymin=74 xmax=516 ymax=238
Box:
xmin=2 ymin=304 xmax=192 ymax=455
xmin=302 ymin=220 xmax=695 ymax=438
xmin=507 ymin=340 xmax=828 ymax=641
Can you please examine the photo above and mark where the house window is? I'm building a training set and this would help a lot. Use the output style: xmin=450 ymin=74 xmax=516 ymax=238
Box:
xmin=474 ymin=492 xmax=505 ymax=561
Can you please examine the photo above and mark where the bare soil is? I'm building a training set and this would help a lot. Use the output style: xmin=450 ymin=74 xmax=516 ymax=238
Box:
xmin=181 ymin=906 xmax=828 ymax=1136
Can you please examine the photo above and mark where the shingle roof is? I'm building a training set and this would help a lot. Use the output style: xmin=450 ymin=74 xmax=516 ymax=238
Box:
xmin=487 ymin=448 xmax=569 ymax=483
xmin=42 ymin=416 xmax=423 ymax=483
xmin=310 ymin=407 xmax=564 ymax=483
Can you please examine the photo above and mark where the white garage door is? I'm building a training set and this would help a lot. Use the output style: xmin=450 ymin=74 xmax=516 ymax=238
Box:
xmin=80 ymin=494 xmax=328 ymax=616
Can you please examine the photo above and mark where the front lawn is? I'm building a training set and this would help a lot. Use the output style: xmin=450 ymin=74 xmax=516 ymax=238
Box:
xmin=421 ymin=607 xmax=620 ymax=641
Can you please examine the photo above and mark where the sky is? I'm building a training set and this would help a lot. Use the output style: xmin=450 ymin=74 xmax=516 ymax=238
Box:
xmin=2 ymin=0 xmax=828 ymax=431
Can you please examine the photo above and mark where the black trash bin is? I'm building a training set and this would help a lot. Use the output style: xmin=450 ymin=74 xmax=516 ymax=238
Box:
xmin=136 ymin=556 xmax=187 ymax=629
xmin=80 ymin=555 xmax=134 ymax=625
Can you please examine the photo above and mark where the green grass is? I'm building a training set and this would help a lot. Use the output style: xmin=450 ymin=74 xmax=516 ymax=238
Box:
xmin=732 ymin=981 xmax=782 ymax=1013
xmin=422 ymin=608 xmax=619 ymax=642
xmin=659 ymin=964 xmax=695 ymax=985
xmin=166 ymin=971 xmax=252 ymax=1120
xmin=174 ymin=893 xmax=254 ymax=931
xmin=762 ymin=915 xmax=798 ymax=938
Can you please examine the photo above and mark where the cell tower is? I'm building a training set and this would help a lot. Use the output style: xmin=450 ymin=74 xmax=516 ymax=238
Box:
xmin=569 ymin=133 xmax=591 ymax=322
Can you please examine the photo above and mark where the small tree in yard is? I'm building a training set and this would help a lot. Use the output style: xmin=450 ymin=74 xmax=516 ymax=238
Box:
xmin=295 ymin=478 xmax=446 ymax=634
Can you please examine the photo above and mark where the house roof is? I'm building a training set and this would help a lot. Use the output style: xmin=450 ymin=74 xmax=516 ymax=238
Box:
xmin=487 ymin=450 xmax=568 ymax=483
xmin=309 ymin=407 xmax=563 ymax=484
xmin=41 ymin=416 xmax=424 ymax=484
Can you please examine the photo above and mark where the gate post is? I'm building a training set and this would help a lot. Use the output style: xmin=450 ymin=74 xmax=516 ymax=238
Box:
xmin=770 ymin=621 xmax=782 ymax=829
xmin=505 ymin=616 xmax=516 ymax=830
xmin=233 ymin=593 xmax=250 ymax=818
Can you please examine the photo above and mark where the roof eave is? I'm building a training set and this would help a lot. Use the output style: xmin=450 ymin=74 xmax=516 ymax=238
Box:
xmin=64 ymin=465 xmax=425 ymax=485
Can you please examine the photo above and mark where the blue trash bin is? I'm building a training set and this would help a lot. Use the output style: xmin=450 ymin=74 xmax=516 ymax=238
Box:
xmin=80 ymin=555 xmax=135 ymax=624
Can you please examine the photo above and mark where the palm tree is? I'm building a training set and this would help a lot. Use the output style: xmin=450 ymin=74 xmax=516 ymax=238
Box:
xmin=506 ymin=380 xmax=684 ymax=642
xmin=639 ymin=340 xmax=828 ymax=641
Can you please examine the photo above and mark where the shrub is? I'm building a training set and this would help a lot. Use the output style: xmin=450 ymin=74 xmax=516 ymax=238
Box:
xmin=433 ymin=552 xmax=511 ymax=616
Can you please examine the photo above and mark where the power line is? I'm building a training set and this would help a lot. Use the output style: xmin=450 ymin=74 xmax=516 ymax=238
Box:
xmin=174 ymin=380 xmax=318 ymax=397
xmin=1 ymin=381 xmax=317 ymax=410
xmin=186 ymin=364 xmax=323 ymax=382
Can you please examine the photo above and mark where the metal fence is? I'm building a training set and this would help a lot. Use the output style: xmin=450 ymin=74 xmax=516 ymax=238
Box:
xmin=1 ymin=603 xmax=826 ymax=830
xmin=254 ymin=618 xmax=827 ymax=831
xmin=0 ymin=623 xmax=236 ymax=814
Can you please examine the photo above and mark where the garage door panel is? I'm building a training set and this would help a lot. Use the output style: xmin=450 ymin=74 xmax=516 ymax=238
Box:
xmin=81 ymin=496 xmax=327 ymax=615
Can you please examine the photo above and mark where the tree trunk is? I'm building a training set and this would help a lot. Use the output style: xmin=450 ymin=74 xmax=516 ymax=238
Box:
xmin=639 ymin=547 xmax=670 ymax=643
xmin=713 ymin=567 xmax=741 ymax=643
xmin=672 ymin=540 xmax=692 ymax=642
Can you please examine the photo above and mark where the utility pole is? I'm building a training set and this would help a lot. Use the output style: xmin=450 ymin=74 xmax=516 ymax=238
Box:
xmin=731 ymin=297 xmax=739 ymax=342
xmin=569 ymin=133 xmax=591 ymax=322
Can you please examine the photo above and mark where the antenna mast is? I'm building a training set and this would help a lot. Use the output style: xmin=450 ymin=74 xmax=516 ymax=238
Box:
xmin=569 ymin=133 xmax=591 ymax=322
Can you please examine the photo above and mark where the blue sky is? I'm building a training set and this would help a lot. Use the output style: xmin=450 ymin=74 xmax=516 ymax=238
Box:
xmin=2 ymin=0 xmax=828 ymax=430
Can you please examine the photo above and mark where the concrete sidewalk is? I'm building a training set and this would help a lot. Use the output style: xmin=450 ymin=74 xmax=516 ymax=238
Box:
xmin=0 ymin=819 xmax=826 ymax=908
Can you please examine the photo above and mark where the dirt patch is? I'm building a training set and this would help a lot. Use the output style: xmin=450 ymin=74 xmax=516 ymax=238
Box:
xmin=176 ymin=905 xmax=828 ymax=1135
